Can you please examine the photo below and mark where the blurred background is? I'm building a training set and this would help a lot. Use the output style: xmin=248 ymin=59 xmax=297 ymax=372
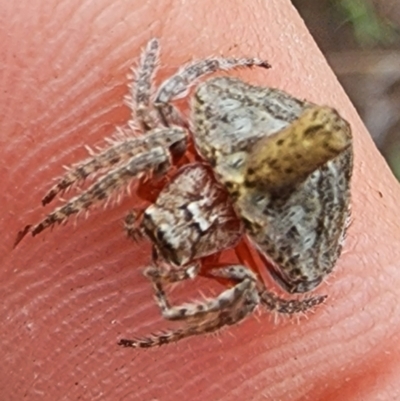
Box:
xmin=292 ymin=0 xmax=400 ymax=180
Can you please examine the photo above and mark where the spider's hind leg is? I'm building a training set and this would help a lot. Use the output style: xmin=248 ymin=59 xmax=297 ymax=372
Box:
xmin=260 ymin=289 xmax=327 ymax=315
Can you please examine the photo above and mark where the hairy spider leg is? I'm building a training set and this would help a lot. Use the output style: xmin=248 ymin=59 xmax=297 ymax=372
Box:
xmin=126 ymin=37 xmax=160 ymax=131
xmin=118 ymin=264 xmax=260 ymax=348
xmin=259 ymin=289 xmax=327 ymax=314
xmin=123 ymin=208 xmax=146 ymax=243
xmin=43 ymin=127 xmax=187 ymax=208
xmin=119 ymin=261 xmax=326 ymax=348
xmin=14 ymin=128 xmax=187 ymax=246
xmin=154 ymin=53 xmax=271 ymax=127
xmin=42 ymin=38 xmax=162 ymax=206
xmin=40 ymin=41 xmax=269 ymax=207
xmin=24 ymin=148 xmax=169 ymax=239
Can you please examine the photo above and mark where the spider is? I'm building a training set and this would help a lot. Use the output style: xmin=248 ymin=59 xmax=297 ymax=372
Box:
xmin=15 ymin=38 xmax=353 ymax=348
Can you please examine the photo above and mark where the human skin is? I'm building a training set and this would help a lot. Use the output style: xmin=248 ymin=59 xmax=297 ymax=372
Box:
xmin=1 ymin=0 xmax=400 ymax=400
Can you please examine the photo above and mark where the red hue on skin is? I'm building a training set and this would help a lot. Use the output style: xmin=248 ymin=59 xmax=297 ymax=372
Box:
xmin=1 ymin=1 xmax=400 ymax=400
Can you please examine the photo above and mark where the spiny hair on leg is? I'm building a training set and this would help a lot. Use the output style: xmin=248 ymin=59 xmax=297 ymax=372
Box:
xmin=14 ymin=147 xmax=170 ymax=247
xmin=260 ymin=288 xmax=327 ymax=315
xmin=127 ymin=38 xmax=160 ymax=130
xmin=155 ymin=56 xmax=271 ymax=105
xmin=118 ymin=296 xmax=257 ymax=349
xmin=41 ymin=126 xmax=184 ymax=206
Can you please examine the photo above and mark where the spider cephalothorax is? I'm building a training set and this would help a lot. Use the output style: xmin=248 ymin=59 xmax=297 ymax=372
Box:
xmin=16 ymin=38 xmax=353 ymax=348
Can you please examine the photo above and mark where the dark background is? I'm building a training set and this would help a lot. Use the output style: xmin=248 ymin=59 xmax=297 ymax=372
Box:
xmin=293 ymin=0 xmax=400 ymax=180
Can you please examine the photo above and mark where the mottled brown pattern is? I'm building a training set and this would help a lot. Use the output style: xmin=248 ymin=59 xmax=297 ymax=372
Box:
xmin=193 ymin=77 xmax=353 ymax=294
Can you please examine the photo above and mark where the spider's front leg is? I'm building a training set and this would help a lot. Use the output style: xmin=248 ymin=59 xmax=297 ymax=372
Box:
xmin=40 ymin=39 xmax=163 ymax=207
xmin=118 ymin=264 xmax=261 ymax=348
xmin=14 ymin=127 xmax=187 ymax=246
xmin=126 ymin=38 xmax=160 ymax=131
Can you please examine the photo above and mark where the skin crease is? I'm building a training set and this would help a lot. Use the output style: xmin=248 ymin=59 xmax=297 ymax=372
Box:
xmin=1 ymin=0 xmax=400 ymax=400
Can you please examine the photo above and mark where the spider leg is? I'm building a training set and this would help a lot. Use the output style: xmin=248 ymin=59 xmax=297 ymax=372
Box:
xmin=154 ymin=55 xmax=271 ymax=126
xmin=15 ymin=145 xmax=174 ymax=246
xmin=259 ymin=288 xmax=327 ymax=315
xmin=118 ymin=264 xmax=260 ymax=348
xmin=144 ymin=262 xmax=200 ymax=285
xmin=41 ymin=127 xmax=186 ymax=206
xmin=206 ymin=262 xmax=326 ymax=314
xmin=151 ymin=264 xmax=260 ymax=322
xmin=124 ymin=209 xmax=145 ymax=242
xmin=118 ymin=304 xmax=255 ymax=349
xmin=126 ymin=38 xmax=160 ymax=131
